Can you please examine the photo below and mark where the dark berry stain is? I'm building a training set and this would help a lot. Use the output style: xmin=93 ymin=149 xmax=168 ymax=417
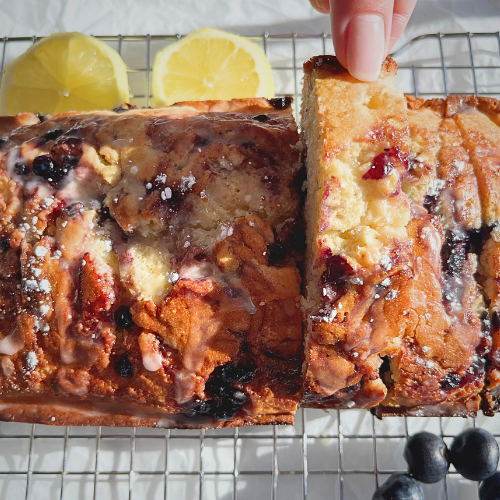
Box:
xmin=492 ymin=310 xmax=500 ymax=331
xmin=441 ymin=230 xmax=467 ymax=275
xmin=319 ymin=250 xmax=356 ymax=302
xmin=114 ymin=306 xmax=135 ymax=329
xmin=441 ymin=357 xmax=485 ymax=391
xmin=14 ymin=162 xmax=29 ymax=176
xmin=289 ymin=230 xmax=306 ymax=253
xmin=115 ymin=354 xmax=134 ymax=377
xmin=65 ymin=203 xmax=84 ymax=217
xmin=194 ymin=252 xmax=208 ymax=262
xmin=268 ymin=242 xmax=287 ymax=264
xmin=423 ymin=193 xmax=439 ymax=214
xmin=362 ymin=147 xmax=408 ymax=180
xmin=193 ymin=135 xmax=212 ymax=148
xmin=321 ymin=250 xmax=355 ymax=285
xmin=441 ymin=372 xmax=462 ymax=390
xmin=440 ymin=230 xmax=477 ymax=308
xmin=481 ymin=310 xmax=491 ymax=336
xmin=252 ymin=114 xmax=271 ymax=122
xmin=0 ymin=238 xmax=10 ymax=252
xmin=467 ymin=228 xmax=483 ymax=254
xmin=98 ymin=205 xmax=112 ymax=222
xmin=44 ymin=129 xmax=63 ymax=141
xmin=51 ymin=136 xmax=83 ymax=170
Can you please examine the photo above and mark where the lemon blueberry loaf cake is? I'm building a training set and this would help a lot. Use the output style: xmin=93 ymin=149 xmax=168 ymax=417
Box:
xmin=3 ymin=57 xmax=500 ymax=425
xmin=0 ymin=98 xmax=304 ymax=427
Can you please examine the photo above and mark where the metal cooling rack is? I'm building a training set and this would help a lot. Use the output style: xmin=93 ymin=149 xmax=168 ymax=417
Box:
xmin=0 ymin=32 xmax=500 ymax=500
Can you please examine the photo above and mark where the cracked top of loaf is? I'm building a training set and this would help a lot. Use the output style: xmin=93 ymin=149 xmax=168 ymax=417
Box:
xmin=0 ymin=97 xmax=304 ymax=427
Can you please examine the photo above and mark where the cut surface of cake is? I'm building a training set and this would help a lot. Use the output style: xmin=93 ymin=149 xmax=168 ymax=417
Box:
xmin=301 ymin=56 xmax=414 ymax=410
xmin=301 ymin=56 xmax=491 ymax=416
xmin=403 ymin=95 xmax=500 ymax=415
xmin=0 ymin=98 xmax=304 ymax=427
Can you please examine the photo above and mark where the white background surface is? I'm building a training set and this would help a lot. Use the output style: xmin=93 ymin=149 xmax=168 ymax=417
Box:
xmin=0 ymin=0 xmax=500 ymax=51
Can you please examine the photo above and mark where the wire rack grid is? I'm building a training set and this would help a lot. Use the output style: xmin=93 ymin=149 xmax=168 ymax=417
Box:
xmin=0 ymin=31 xmax=500 ymax=500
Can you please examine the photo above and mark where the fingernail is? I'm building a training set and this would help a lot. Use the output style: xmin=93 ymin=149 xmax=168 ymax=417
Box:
xmin=346 ymin=14 xmax=385 ymax=81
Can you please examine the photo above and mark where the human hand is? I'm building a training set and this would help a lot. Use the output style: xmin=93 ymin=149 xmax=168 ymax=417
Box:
xmin=310 ymin=0 xmax=417 ymax=81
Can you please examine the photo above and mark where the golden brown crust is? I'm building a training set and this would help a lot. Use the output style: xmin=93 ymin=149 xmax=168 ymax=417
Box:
xmin=0 ymin=113 xmax=40 ymax=137
xmin=304 ymin=55 xmax=398 ymax=80
xmin=0 ymin=397 xmax=293 ymax=427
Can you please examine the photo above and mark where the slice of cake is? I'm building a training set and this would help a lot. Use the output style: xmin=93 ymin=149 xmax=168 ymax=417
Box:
xmin=377 ymin=96 xmax=488 ymax=416
xmin=301 ymin=57 xmax=489 ymax=415
xmin=454 ymin=95 xmax=500 ymax=414
xmin=301 ymin=56 xmax=414 ymax=409
xmin=0 ymin=98 xmax=304 ymax=427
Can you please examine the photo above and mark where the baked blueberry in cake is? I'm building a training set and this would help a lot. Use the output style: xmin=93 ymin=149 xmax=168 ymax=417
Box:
xmin=0 ymin=98 xmax=304 ymax=427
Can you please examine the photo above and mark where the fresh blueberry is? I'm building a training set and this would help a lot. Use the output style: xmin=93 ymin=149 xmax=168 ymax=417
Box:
xmin=268 ymin=242 xmax=287 ymax=264
xmin=114 ymin=354 xmax=134 ymax=377
xmin=480 ymin=471 xmax=500 ymax=500
xmin=0 ymin=138 xmax=5 ymax=149
xmin=404 ymin=431 xmax=450 ymax=483
xmin=114 ymin=306 xmax=135 ymax=329
xmin=0 ymin=238 xmax=10 ymax=252
xmin=450 ymin=428 xmax=499 ymax=481
xmin=372 ymin=473 xmax=424 ymax=500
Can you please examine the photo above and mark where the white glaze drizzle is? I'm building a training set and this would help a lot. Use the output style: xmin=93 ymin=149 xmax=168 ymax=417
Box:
xmin=0 ymin=327 xmax=24 ymax=356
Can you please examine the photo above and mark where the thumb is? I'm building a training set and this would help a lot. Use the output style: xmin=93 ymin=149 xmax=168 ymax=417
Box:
xmin=331 ymin=0 xmax=394 ymax=81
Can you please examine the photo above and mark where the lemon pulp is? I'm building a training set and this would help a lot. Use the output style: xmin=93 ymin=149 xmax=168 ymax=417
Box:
xmin=152 ymin=28 xmax=274 ymax=107
xmin=0 ymin=32 xmax=129 ymax=115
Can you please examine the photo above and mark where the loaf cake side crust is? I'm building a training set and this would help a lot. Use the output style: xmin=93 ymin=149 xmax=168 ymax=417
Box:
xmin=0 ymin=98 xmax=304 ymax=427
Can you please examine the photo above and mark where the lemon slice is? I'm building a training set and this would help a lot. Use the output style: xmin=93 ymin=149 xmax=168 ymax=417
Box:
xmin=0 ymin=32 xmax=129 ymax=115
xmin=152 ymin=28 xmax=275 ymax=107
